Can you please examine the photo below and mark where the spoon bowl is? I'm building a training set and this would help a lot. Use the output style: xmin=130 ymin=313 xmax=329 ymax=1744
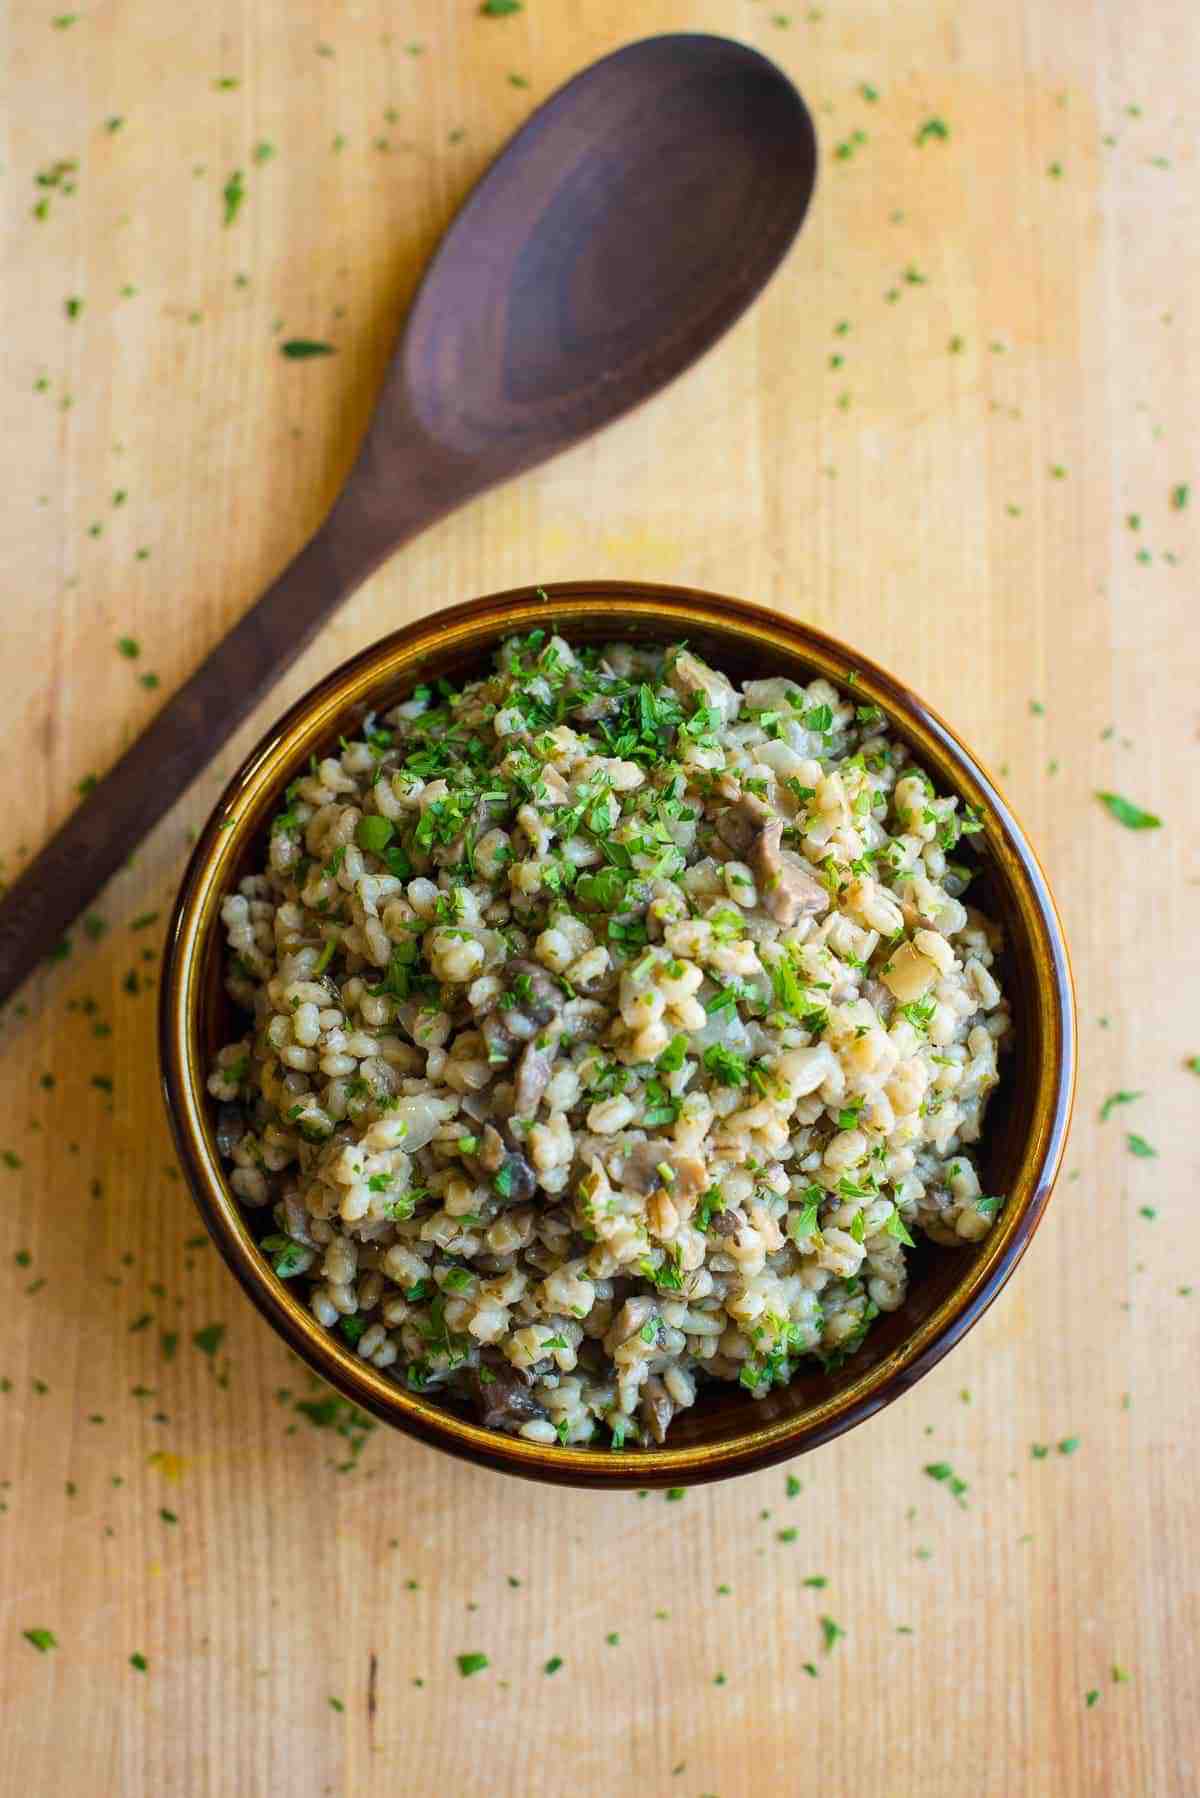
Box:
xmin=391 ymin=34 xmax=816 ymax=477
xmin=0 ymin=35 xmax=816 ymax=1003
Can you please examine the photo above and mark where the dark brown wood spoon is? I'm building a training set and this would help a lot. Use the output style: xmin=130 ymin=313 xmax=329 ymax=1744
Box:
xmin=0 ymin=33 xmax=815 ymax=1006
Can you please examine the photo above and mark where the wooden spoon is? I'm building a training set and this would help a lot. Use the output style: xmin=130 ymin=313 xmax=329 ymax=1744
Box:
xmin=0 ymin=33 xmax=815 ymax=1006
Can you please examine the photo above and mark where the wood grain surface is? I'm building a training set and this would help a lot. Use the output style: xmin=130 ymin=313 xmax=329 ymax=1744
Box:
xmin=2 ymin=3 xmax=1197 ymax=1793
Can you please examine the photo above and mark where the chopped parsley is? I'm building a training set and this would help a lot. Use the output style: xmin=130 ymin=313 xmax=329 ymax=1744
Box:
xmin=192 ymin=1323 xmax=226 ymax=1357
xmin=1125 ymin=1133 xmax=1157 ymax=1159
xmin=924 ymin=1461 xmax=969 ymax=1505
xmin=1096 ymin=792 xmax=1161 ymax=830
xmin=1100 ymin=1090 xmax=1142 ymax=1121
xmin=280 ymin=340 xmax=336 ymax=359
xmin=456 ymin=1652 xmax=489 ymax=1677
xmin=24 ymin=1628 xmax=57 ymax=1653
xmin=222 ymin=168 xmax=245 ymax=226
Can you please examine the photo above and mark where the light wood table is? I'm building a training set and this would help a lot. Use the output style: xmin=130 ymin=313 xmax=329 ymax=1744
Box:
xmin=3 ymin=2 xmax=1197 ymax=1792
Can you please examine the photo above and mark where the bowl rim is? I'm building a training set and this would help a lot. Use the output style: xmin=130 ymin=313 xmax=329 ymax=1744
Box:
xmin=160 ymin=580 xmax=1076 ymax=1487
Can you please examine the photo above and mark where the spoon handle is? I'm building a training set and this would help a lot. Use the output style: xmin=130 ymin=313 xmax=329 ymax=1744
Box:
xmin=0 ymin=499 xmax=406 ymax=1009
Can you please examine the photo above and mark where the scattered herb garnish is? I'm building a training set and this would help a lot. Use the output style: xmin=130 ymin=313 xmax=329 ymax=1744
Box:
xmin=1100 ymin=1090 xmax=1142 ymax=1121
xmin=222 ymin=169 xmax=245 ymax=226
xmin=924 ymin=1461 xmax=969 ymax=1505
xmin=1096 ymin=792 xmax=1161 ymax=831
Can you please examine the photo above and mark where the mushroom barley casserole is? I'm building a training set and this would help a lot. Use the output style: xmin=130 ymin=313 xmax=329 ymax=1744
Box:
xmin=210 ymin=634 xmax=1011 ymax=1449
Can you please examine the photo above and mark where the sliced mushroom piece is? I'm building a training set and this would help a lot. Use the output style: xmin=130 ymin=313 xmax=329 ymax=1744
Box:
xmin=513 ymin=1032 xmax=558 ymax=1118
xmin=567 ymin=686 xmax=622 ymax=725
xmin=603 ymin=1294 xmax=658 ymax=1356
xmin=751 ymin=820 xmax=830 ymax=926
xmin=639 ymin=1374 xmax=675 ymax=1445
xmin=714 ymin=791 xmax=774 ymax=858
xmin=621 ymin=1141 xmax=709 ymax=1205
xmin=493 ymin=1150 xmax=538 ymax=1205
xmin=668 ymin=649 xmax=742 ymax=725
xmin=506 ymin=958 xmax=565 ymax=1027
xmin=465 ymin=1351 xmax=548 ymax=1432
xmin=215 ymin=1102 xmax=247 ymax=1158
xmin=862 ymin=977 xmax=894 ymax=1019
xmin=618 ymin=1138 xmax=678 ymax=1194
xmin=477 ymin=1124 xmax=507 ymax=1174
xmin=481 ymin=1010 xmax=520 ymax=1065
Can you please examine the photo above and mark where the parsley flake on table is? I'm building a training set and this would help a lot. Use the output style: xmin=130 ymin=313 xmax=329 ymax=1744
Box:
xmin=192 ymin=1323 xmax=225 ymax=1356
xmin=1058 ymin=1437 xmax=1081 ymax=1455
xmin=280 ymin=339 xmax=336 ymax=359
xmin=915 ymin=117 xmax=949 ymax=144
xmin=1085 ymin=1689 xmax=1099 ymax=1708
xmin=1096 ymin=792 xmax=1161 ymax=830
xmin=1126 ymin=1133 xmax=1157 ymax=1159
xmin=24 ymin=1628 xmax=57 ymax=1652
xmin=543 ymin=1656 xmax=563 ymax=1675
xmin=456 ymin=1652 xmax=489 ymax=1676
xmin=1170 ymin=482 xmax=1189 ymax=510
xmin=786 ymin=1474 xmax=802 ymax=1497
xmin=129 ymin=1652 xmax=148 ymax=1672
xmin=480 ymin=0 xmax=522 ymax=10
xmin=222 ymin=168 xmax=245 ymax=226
xmin=819 ymin=1616 xmax=844 ymax=1653
xmin=924 ymin=1461 xmax=969 ymax=1504
xmin=1100 ymin=1090 xmax=1142 ymax=1121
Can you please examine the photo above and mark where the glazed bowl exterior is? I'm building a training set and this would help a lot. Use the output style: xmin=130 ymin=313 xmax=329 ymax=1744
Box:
xmin=160 ymin=582 xmax=1075 ymax=1488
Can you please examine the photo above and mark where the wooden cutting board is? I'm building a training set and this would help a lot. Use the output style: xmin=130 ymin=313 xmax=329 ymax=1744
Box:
xmin=2 ymin=1 xmax=1196 ymax=1792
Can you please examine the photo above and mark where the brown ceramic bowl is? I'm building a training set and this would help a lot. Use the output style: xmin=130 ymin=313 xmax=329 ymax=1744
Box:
xmin=160 ymin=581 xmax=1075 ymax=1488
